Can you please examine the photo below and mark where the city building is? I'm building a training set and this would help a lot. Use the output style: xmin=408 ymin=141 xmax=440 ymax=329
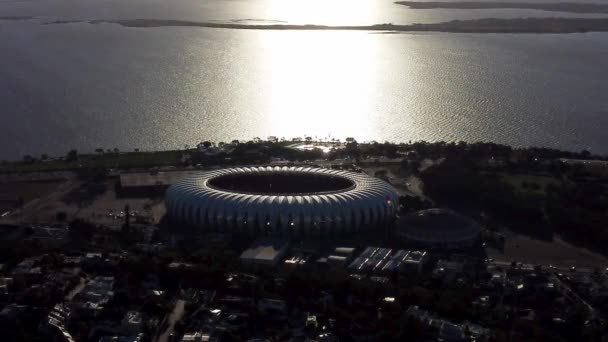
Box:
xmin=180 ymin=332 xmax=212 ymax=342
xmin=73 ymin=276 xmax=115 ymax=316
xmin=166 ymin=166 xmax=398 ymax=235
xmin=402 ymin=251 xmax=429 ymax=273
xmin=348 ymin=247 xmax=410 ymax=274
xmin=333 ymin=247 xmax=356 ymax=258
xmin=257 ymin=298 xmax=288 ymax=317
xmin=122 ymin=311 xmax=143 ymax=335
xmin=327 ymin=255 xmax=348 ymax=268
xmin=98 ymin=334 xmax=144 ymax=342
xmin=240 ymin=238 xmax=289 ymax=267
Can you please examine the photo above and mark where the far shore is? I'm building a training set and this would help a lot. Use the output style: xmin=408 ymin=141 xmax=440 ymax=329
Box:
xmin=396 ymin=1 xmax=608 ymax=14
xmin=45 ymin=17 xmax=608 ymax=34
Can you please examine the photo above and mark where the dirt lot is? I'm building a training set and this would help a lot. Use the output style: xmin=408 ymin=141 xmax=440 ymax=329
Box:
xmin=75 ymin=182 xmax=165 ymax=229
xmin=499 ymin=173 xmax=561 ymax=195
xmin=360 ymin=158 xmax=443 ymax=200
xmin=5 ymin=178 xmax=165 ymax=226
xmin=0 ymin=180 xmax=67 ymax=213
xmin=361 ymin=165 xmax=417 ymax=197
xmin=486 ymin=231 xmax=607 ymax=269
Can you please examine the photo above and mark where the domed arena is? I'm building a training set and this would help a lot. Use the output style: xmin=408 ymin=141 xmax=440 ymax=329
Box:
xmin=397 ymin=209 xmax=481 ymax=249
xmin=165 ymin=166 xmax=399 ymax=236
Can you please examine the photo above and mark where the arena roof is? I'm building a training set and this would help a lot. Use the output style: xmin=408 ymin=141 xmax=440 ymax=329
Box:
xmin=398 ymin=209 xmax=480 ymax=248
xmin=165 ymin=166 xmax=398 ymax=235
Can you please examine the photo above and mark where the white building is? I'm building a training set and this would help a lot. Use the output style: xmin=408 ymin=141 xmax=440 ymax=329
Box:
xmin=240 ymin=238 xmax=288 ymax=267
xmin=181 ymin=332 xmax=211 ymax=342
xmin=327 ymin=255 xmax=348 ymax=268
xmin=334 ymin=247 xmax=355 ymax=258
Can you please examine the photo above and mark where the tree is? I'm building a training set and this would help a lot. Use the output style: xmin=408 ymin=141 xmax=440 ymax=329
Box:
xmin=202 ymin=141 xmax=212 ymax=148
xmin=23 ymin=155 xmax=34 ymax=163
xmin=56 ymin=211 xmax=67 ymax=221
xmin=95 ymin=148 xmax=104 ymax=155
xmin=134 ymin=148 xmax=140 ymax=152
xmin=113 ymin=148 xmax=120 ymax=154
xmin=231 ymin=139 xmax=240 ymax=145
xmin=408 ymin=160 xmax=421 ymax=175
xmin=346 ymin=138 xmax=358 ymax=151
xmin=66 ymin=149 xmax=78 ymax=162
xmin=40 ymin=153 xmax=48 ymax=161
xmin=69 ymin=219 xmax=96 ymax=240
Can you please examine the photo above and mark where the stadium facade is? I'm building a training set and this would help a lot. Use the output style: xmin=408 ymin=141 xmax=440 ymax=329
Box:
xmin=165 ymin=166 xmax=398 ymax=235
xmin=397 ymin=209 xmax=481 ymax=249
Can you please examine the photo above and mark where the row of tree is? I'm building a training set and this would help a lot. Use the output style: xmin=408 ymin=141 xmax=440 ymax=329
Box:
xmin=420 ymin=155 xmax=608 ymax=250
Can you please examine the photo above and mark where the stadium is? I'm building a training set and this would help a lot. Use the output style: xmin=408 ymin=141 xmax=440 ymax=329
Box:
xmin=397 ymin=209 xmax=481 ymax=249
xmin=165 ymin=166 xmax=398 ymax=235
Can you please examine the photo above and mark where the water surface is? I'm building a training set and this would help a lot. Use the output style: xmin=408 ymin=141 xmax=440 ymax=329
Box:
xmin=1 ymin=0 xmax=607 ymax=158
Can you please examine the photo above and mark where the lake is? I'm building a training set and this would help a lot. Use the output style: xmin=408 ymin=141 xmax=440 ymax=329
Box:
xmin=1 ymin=0 xmax=608 ymax=159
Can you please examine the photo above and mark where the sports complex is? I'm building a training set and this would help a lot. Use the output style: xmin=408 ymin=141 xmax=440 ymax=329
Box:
xmin=165 ymin=166 xmax=399 ymax=235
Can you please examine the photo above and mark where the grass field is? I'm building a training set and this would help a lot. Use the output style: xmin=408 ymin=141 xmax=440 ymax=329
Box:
xmin=499 ymin=173 xmax=561 ymax=195
xmin=486 ymin=231 xmax=607 ymax=269
xmin=0 ymin=151 xmax=186 ymax=173
xmin=0 ymin=180 xmax=66 ymax=212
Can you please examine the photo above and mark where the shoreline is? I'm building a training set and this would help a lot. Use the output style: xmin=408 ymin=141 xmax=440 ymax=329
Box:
xmin=2 ymin=139 xmax=606 ymax=173
xmin=395 ymin=1 xmax=608 ymax=14
xmin=42 ymin=17 xmax=608 ymax=34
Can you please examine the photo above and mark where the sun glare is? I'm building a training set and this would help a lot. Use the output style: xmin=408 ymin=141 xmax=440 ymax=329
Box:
xmin=264 ymin=0 xmax=376 ymax=25
xmin=258 ymin=31 xmax=380 ymax=141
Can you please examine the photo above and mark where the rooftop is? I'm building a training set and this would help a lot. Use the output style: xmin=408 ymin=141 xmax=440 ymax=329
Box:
xmin=401 ymin=208 xmax=475 ymax=231
xmin=240 ymin=238 xmax=288 ymax=262
xmin=208 ymin=171 xmax=354 ymax=195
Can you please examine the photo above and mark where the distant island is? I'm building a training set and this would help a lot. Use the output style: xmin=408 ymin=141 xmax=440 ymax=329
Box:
xmin=47 ymin=17 xmax=608 ymax=34
xmin=0 ymin=16 xmax=35 ymax=21
xmin=396 ymin=1 xmax=608 ymax=14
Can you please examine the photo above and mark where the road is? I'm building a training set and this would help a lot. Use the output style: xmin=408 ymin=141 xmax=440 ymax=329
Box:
xmin=488 ymin=259 xmax=594 ymax=274
xmin=489 ymin=259 xmax=602 ymax=319
xmin=551 ymin=274 xmax=600 ymax=319
xmin=155 ymin=299 xmax=185 ymax=342
xmin=65 ymin=277 xmax=87 ymax=301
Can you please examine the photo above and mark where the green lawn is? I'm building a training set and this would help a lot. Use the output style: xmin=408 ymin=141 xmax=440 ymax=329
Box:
xmin=499 ymin=173 xmax=560 ymax=195
xmin=0 ymin=180 xmax=65 ymax=204
xmin=0 ymin=151 xmax=186 ymax=173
